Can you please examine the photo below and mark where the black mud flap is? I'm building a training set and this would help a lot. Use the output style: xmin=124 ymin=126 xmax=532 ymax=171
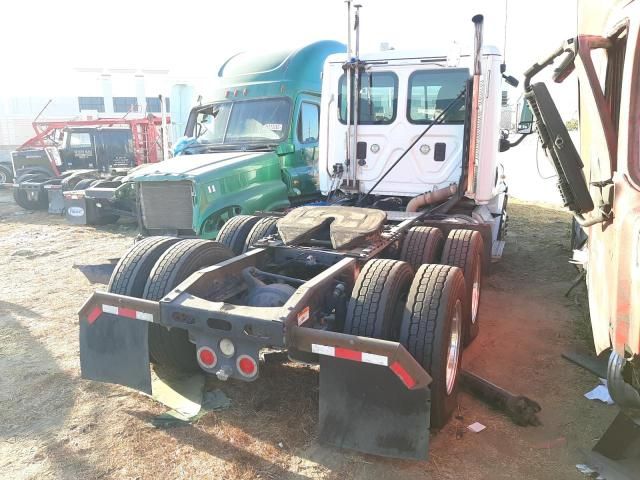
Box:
xmin=73 ymin=262 xmax=117 ymax=284
xmin=318 ymin=356 xmax=430 ymax=460
xmin=79 ymin=311 xmax=152 ymax=394
xmin=587 ymin=411 xmax=640 ymax=479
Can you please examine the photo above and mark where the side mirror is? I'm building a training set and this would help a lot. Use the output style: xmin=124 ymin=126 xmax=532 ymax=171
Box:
xmin=276 ymin=142 xmax=295 ymax=156
xmin=516 ymin=101 xmax=534 ymax=134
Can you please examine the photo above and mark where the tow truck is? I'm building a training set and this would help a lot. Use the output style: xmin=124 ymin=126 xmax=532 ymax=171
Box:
xmin=10 ymin=111 xmax=167 ymax=223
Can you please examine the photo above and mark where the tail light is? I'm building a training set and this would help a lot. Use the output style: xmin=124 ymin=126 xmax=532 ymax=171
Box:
xmin=236 ymin=355 xmax=258 ymax=378
xmin=197 ymin=346 xmax=217 ymax=368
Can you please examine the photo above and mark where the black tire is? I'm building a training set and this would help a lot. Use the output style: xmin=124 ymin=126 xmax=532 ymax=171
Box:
xmin=215 ymin=215 xmax=261 ymax=255
xmin=441 ymin=229 xmax=484 ymax=346
xmin=400 ymin=226 xmax=445 ymax=270
xmin=400 ymin=264 xmax=466 ymax=428
xmin=0 ymin=164 xmax=12 ymax=184
xmin=61 ymin=173 xmax=98 ymax=191
xmin=242 ymin=216 xmax=279 ymax=252
xmin=344 ymin=259 xmax=414 ymax=340
xmin=108 ymin=236 xmax=182 ymax=297
xmin=144 ymin=239 xmax=234 ymax=371
xmin=13 ymin=173 xmax=49 ymax=210
xmin=108 ymin=236 xmax=182 ymax=363
xmin=607 ymin=352 xmax=640 ymax=413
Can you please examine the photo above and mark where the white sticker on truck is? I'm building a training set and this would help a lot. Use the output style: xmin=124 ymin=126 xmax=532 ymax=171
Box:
xmin=67 ymin=206 xmax=85 ymax=217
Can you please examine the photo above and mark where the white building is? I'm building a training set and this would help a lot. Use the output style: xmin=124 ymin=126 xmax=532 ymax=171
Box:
xmin=0 ymin=67 xmax=207 ymax=160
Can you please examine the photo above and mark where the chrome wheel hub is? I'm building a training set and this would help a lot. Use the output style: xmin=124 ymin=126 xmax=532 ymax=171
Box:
xmin=471 ymin=256 xmax=481 ymax=324
xmin=445 ymin=299 xmax=462 ymax=395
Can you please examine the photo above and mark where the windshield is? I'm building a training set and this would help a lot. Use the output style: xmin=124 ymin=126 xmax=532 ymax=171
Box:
xmin=190 ymin=98 xmax=291 ymax=146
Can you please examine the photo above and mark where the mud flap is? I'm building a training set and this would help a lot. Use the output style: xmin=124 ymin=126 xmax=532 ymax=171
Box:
xmin=318 ymin=356 xmax=430 ymax=460
xmin=74 ymin=262 xmax=117 ymax=284
xmin=79 ymin=311 xmax=152 ymax=394
xmin=587 ymin=411 xmax=640 ymax=479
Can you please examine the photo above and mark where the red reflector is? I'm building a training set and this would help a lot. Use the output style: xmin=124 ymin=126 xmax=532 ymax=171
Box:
xmin=390 ymin=361 xmax=416 ymax=389
xmin=119 ymin=307 xmax=137 ymax=319
xmin=237 ymin=355 xmax=257 ymax=377
xmin=335 ymin=347 xmax=361 ymax=362
xmin=87 ymin=306 xmax=102 ymax=325
xmin=198 ymin=347 xmax=217 ymax=367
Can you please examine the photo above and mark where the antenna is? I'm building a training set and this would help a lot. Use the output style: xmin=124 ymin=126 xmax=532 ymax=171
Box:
xmin=503 ymin=0 xmax=509 ymax=65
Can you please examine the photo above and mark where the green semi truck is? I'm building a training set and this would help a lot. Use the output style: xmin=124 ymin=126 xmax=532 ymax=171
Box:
xmin=126 ymin=40 xmax=344 ymax=239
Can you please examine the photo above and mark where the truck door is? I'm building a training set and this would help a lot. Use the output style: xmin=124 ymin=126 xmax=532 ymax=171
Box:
xmin=338 ymin=65 xmax=467 ymax=196
xmin=60 ymin=130 xmax=97 ymax=170
xmin=95 ymin=129 xmax=134 ymax=171
xmin=287 ymin=94 xmax=322 ymax=197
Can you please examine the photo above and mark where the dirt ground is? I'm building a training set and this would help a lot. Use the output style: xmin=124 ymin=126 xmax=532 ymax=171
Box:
xmin=0 ymin=188 xmax=618 ymax=480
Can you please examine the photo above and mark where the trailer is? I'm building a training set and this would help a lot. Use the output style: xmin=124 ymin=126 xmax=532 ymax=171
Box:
xmin=79 ymin=10 xmax=525 ymax=460
xmin=10 ymin=112 xmax=168 ymax=223
xmin=516 ymin=0 xmax=640 ymax=476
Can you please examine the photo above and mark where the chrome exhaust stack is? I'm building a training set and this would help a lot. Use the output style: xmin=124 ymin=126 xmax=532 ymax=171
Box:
xmin=466 ymin=14 xmax=484 ymax=198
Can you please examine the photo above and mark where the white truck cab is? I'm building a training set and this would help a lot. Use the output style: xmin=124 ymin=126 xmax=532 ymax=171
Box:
xmin=319 ymin=46 xmax=508 ymax=258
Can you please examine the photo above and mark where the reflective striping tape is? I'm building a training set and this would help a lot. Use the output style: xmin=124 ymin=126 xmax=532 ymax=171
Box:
xmin=312 ymin=344 xmax=392 ymax=371
xmin=362 ymin=352 xmax=388 ymax=366
xmin=311 ymin=344 xmax=335 ymax=356
xmin=118 ymin=307 xmax=137 ymax=320
xmin=102 ymin=304 xmax=118 ymax=315
xmin=335 ymin=347 xmax=361 ymax=362
xmin=87 ymin=306 xmax=102 ymax=325
xmin=91 ymin=304 xmax=154 ymax=323
xmin=136 ymin=311 xmax=154 ymax=322
xmin=390 ymin=361 xmax=416 ymax=389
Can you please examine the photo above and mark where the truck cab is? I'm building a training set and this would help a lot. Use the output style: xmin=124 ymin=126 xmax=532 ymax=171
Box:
xmin=319 ymin=47 xmax=508 ymax=258
xmin=129 ymin=40 xmax=345 ymax=238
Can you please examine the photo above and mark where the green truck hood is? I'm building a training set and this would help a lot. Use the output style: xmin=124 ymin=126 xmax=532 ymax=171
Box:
xmin=128 ymin=151 xmax=277 ymax=182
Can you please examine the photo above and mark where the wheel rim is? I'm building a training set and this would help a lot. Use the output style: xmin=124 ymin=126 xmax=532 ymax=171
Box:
xmin=0 ymin=171 xmax=6 ymax=184
xmin=471 ymin=255 xmax=481 ymax=324
xmin=445 ymin=299 xmax=462 ymax=395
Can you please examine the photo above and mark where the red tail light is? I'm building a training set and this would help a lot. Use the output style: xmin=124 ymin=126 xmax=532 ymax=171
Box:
xmin=236 ymin=355 xmax=257 ymax=378
xmin=198 ymin=346 xmax=217 ymax=368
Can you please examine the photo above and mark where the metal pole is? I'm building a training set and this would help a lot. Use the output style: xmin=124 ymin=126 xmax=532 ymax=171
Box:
xmin=344 ymin=1 xmax=353 ymax=186
xmin=159 ymin=94 xmax=169 ymax=161
xmin=352 ymin=4 xmax=362 ymax=190
xmin=466 ymin=14 xmax=484 ymax=197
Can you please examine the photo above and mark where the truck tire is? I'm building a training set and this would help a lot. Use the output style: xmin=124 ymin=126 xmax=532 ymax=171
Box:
xmin=441 ymin=229 xmax=484 ymax=346
xmin=400 ymin=264 xmax=465 ymax=428
xmin=344 ymin=259 xmax=414 ymax=340
xmin=242 ymin=216 xmax=279 ymax=252
xmin=400 ymin=226 xmax=444 ymax=270
xmin=215 ymin=215 xmax=261 ymax=255
xmin=13 ymin=173 xmax=49 ymax=210
xmin=61 ymin=173 xmax=99 ymax=191
xmin=0 ymin=164 xmax=12 ymax=184
xmin=108 ymin=236 xmax=182 ymax=297
xmin=607 ymin=352 xmax=640 ymax=413
xmin=144 ymin=239 xmax=234 ymax=371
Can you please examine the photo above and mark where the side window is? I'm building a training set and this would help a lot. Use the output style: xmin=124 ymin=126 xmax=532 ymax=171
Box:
xmin=407 ymin=69 xmax=469 ymax=124
xmin=338 ymin=72 xmax=398 ymax=125
xmin=68 ymin=132 xmax=92 ymax=147
xmin=297 ymin=102 xmax=320 ymax=143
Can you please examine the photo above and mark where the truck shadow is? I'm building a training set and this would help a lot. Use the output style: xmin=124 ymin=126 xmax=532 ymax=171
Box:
xmin=125 ymin=360 xmax=346 ymax=478
xmin=0 ymin=301 xmax=108 ymax=479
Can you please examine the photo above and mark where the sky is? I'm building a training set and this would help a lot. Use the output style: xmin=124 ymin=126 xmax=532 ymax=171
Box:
xmin=0 ymin=0 xmax=579 ymax=113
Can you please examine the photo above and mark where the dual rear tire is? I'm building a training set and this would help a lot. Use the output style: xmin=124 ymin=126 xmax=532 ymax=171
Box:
xmin=344 ymin=258 xmax=466 ymax=428
xmin=108 ymin=236 xmax=233 ymax=371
